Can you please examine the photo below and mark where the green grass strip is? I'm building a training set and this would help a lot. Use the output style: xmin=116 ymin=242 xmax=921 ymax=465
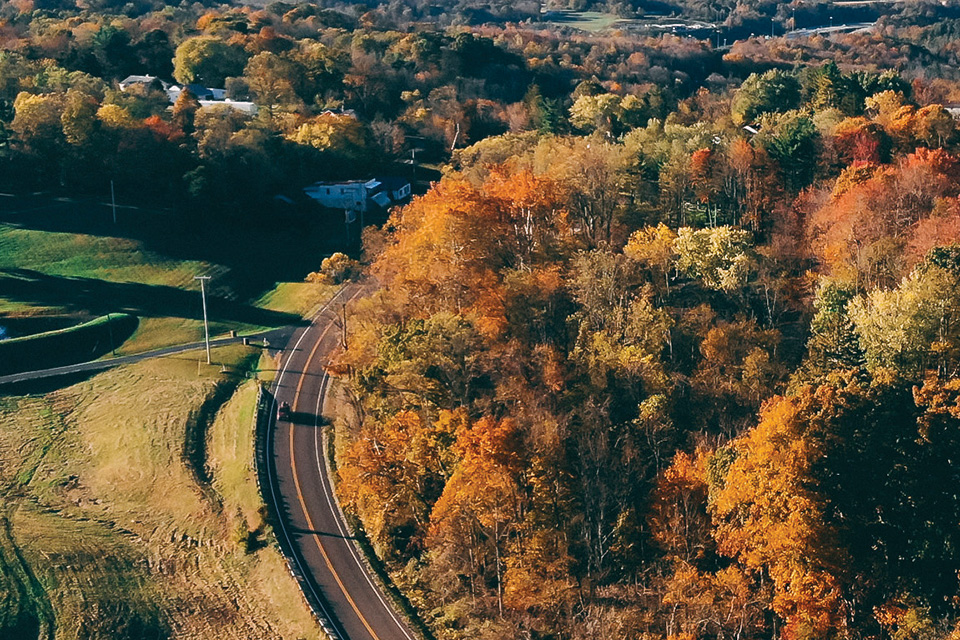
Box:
xmin=0 ymin=314 xmax=138 ymax=375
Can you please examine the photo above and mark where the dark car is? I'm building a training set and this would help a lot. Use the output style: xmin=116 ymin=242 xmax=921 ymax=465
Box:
xmin=277 ymin=402 xmax=291 ymax=421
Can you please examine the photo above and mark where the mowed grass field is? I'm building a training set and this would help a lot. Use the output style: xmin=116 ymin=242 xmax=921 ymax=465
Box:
xmin=0 ymin=194 xmax=339 ymax=357
xmin=543 ymin=10 xmax=624 ymax=32
xmin=0 ymin=345 xmax=323 ymax=640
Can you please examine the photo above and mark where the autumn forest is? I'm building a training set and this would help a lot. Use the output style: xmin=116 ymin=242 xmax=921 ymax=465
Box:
xmin=3 ymin=0 xmax=960 ymax=638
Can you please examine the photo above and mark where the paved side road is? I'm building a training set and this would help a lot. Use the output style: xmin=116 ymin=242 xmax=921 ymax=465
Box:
xmin=267 ymin=284 xmax=419 ymax=640
xmin=0 ymin=327 xmax=296 ymax=386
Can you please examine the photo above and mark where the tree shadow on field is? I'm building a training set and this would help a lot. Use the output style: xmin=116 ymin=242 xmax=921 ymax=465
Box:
xmin=0 ymin=195 xmax=347 ymax=299
xmin=0 ymin=269 xmax=303 ymax=328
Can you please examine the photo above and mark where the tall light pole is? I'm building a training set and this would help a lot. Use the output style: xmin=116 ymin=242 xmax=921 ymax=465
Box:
xmin=195 ymin=275 xmax=212 ymax=364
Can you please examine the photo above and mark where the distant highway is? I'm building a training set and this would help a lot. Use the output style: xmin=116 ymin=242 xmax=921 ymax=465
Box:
xmin=267 ymin=284 xmax=418 ymax=640
xmin=787 ymin=21 xmax=876 ymax=37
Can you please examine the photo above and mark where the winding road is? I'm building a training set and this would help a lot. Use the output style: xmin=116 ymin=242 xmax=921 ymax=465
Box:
xmin=267 ymin=284 xmax=418 ymax=640
xmin=0 ymin=280 xmax=418 ymax=640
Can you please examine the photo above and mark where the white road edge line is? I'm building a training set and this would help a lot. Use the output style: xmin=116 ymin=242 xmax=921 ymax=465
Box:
xmin=314 ymin=367 xmax=419 ymax=640
xmin=267 ymin=286 xmax=351 ymax=640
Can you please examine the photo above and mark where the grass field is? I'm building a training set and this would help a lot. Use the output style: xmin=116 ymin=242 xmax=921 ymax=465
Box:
xmin=0 ymin=194 xmax=342 ymax=359
xmin=0 ymin=345 xmax=323 ymax=639
xmin=543 ymin=10 xmax=624 ymax=32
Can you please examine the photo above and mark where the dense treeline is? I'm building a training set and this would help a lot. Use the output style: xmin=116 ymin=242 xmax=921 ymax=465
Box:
xmin=0 ymin=0 xmax=719 ymax=206
xmin=5 ymin=0 xmax=960 ymax=211
xmin=332 ymin=37 xmax=960 ymax=640
xmin=15 ymin=0 xmax=959 ymax=30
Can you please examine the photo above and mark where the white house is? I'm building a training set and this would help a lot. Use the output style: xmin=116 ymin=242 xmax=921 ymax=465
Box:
xmin=304 ymin=179 xmax=379 ymax=212
xmin=166 ymin=84 xmax=226 ymax=103
xmin=119 ymin=75 xmax=170 ymax=91
xmin=303 ymin=177 xmax=411 ymax=213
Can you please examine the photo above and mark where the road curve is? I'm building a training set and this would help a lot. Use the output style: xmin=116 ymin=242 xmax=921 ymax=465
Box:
xmin=267 ymin=284 xmax=418 ymax=640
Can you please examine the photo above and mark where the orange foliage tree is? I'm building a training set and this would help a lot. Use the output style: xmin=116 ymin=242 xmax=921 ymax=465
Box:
xmin=428 ymin=415 xmax=526 ymax=617
xmin=807 ymin=148 xmax=960 ymax=289
xmin=711 ymin=373 xmax=960 ymax=638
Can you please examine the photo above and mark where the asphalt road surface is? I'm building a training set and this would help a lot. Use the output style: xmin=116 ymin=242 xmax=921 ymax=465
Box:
xmin=267 ymin=284 xmax=418 ymax=640
xmin=0 ymin=328 xmax=293 ymax=386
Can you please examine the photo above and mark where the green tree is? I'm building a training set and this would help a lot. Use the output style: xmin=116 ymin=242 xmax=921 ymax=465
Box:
xmin=674 ymin=226 xmax=754 ymax=293
xmin=849 ymin=260 xmax=960 ymax=377
xmin=731 ymin=69 xmax=802 ymax=126
xmin=803 ymin=60 xmax=864 ymax=116
xmin=60 ymin=88 xmax=98 ymax=147
xmin=244 ymin=51 xmax=300 ymax=114
xmin=755 ymin=110 xmax=819 ymax=193
xmin=802 ymin=279 xmax=865 ymax=381
xmin=569 ymin=92 xmax=622 ymax=137
xmin=172 ymin=36 xmax=248 ymax=87
xmin=288 ymin=112 xmax=374 ymax=169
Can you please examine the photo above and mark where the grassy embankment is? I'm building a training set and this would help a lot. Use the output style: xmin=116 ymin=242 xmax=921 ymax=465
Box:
xmin=0 ymin=345 xmax=323 ymax=639
xmin=0 ymin=313 xmax=138 ymax=375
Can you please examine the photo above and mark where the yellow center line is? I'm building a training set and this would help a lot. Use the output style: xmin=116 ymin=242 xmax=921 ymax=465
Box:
xmin=288 ymin=289 xmax=381 ymax=640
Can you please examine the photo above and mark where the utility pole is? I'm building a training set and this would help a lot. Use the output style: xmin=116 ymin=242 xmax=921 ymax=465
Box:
xmin=110 ymin=180 xmax=117 ymax=224
xmin=341 ymin=303 xmax=348 ymax=351
xmin=411 ymin=148 xmax=417 ymax=186
xmin=106 ymin=312 xmax=116 ymax=356
xmin=194 ymin=275 xmax=212 ymax=364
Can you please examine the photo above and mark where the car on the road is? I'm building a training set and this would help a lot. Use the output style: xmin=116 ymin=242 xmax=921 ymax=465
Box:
xmin=277 ymin=402 xmax=291 ymax=421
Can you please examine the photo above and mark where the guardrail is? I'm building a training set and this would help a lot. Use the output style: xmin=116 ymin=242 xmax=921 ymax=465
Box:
xmin=252 ymin=383 xmax=341 ymax=640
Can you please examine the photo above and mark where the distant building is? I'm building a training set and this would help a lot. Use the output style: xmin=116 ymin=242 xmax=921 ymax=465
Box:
xmin=198 ymin=99 xmax=258 ymax=115
xmin=378 ymin=176 xmax=413 ymax=202
xmin=303 ymin=178 xmax=411 ymax=214
xmin=160 ymin=84 xmax=257 ymax=114
xmin=119 ymin=75 xmax=170 ymax=91
xmin=320 ymin=107 xmax=358 ymax=119
xmin=167 ymin=84 xmax=227 ymax=103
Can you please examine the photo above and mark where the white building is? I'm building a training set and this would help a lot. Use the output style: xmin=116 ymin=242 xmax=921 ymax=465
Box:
xmin=303 ymin=178 xmax=411 ymax=213
xmin=198 ymin=99 xmax=258 ymax=115
xmin=119 ymin=75 xmax=170 ymax=91
xmin=166 ymin=84 xmax=226 ymax=103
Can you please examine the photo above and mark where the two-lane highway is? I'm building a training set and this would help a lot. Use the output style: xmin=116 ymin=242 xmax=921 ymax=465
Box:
xmin=267 ymin=284 xmax=417 ymax=640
